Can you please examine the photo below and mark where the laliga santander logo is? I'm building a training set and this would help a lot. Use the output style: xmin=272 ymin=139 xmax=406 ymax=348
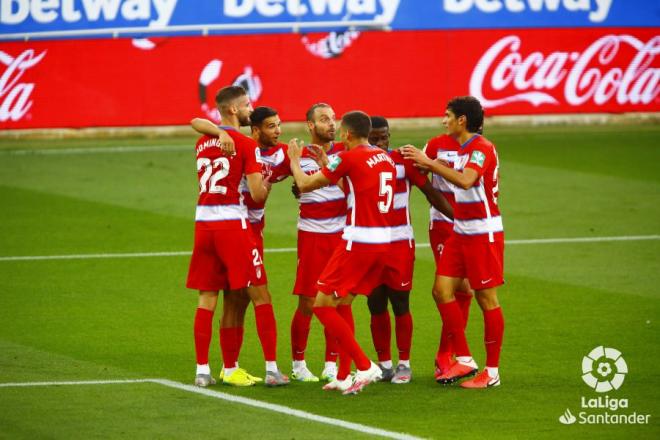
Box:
xmin=0 ymin=49 xmax=46 ymax=122
xmin=581 ymin=346 xmax=628 ymax=393
xmin=470 ymin=35 xmax=660 ymax=108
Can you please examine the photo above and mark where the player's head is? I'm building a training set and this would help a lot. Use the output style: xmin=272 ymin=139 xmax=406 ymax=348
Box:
xmin=306 ymin=103 xmax=336 ymax=143
xmin=339 ymin=111 xmax=371 ymax=147
xmin=444 ymin=96 xmax=484 ymax=136
xmin=215 ymin=85 xmax=253 ymax=127
xmin=250 ymin=106 xmax=281 ymax=148
xmin=368 ymin=116 xmax=390 ymax=151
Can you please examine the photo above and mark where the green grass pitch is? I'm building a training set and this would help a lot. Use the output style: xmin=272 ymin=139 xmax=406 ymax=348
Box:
xmin=0 ymin=124 xmax=658 ymax=439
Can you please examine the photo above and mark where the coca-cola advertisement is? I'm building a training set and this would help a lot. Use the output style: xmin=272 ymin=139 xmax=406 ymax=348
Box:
xmin=1 ymin=27 xmax=658 ymax=129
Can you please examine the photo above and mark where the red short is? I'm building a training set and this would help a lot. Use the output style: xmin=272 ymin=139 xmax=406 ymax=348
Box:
xmin=293 ymin=230 xmax=343 ymax=297
xmin=249 ymin=222 xmax=268 ymax=284
xmin=429 ymin=222 xmax=454 ymax=268
xmin=318 ymin=242 xmax=415 ymax=297
xmin=436 ymin=236 xmax=504 ymax=290
xmin=186 ymin=227 xmax=265 ymax=291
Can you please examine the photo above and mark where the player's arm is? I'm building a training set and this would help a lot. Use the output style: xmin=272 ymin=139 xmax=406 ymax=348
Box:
xmin=418 ymin=181 xmax=453 ymax=219
xmin=287 ymin=139 xmax=332 ymax=193
xmin=190 ymin=118 xmax=235 ymax=154
xmin=245 ymin=172 xmax=272 ymax=204
xmin=401 ymin=145 xmax=479 ymax=189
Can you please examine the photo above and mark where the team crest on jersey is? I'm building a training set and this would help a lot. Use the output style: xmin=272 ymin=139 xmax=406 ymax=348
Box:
xmin=470 ymin=150 xmax=486 ymax=167
xmin=327 ymin=155 xmax=342 ymax=172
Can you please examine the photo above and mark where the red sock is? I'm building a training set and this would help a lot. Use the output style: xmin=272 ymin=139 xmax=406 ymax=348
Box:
xmin=219 ymin=327 xmax=240 ymax=369
xmin=395 ymin=312 xmax=413 ymax=361
xmin=291 ymin=309 xmax=312 ymax=361
xmin=313 ymin=306 xmax=370 ymax=371
xmin=436 ymin=301 xmax=471 ymax=358
xmin=370 ymin=311 xmax=391 ymax=362
xmin=484 ymin=307 xmax=504 ymax=368
xmin=254 ymin=304 xmax=277 ymax=362
xmin=194 ymin=308 xmax=214 ymax=365
xmin=455 ymin=290 xmax=473 ymax=326
xmin=337 ymin=305 xmax=355 ymax=378
xmin=324 ymin=327 xmax=339 ymax=363
xmin=438 ymin=291 xmax=472 ymax=366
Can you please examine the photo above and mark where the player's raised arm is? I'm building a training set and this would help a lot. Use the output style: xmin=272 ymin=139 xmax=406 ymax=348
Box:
xmin=190 ymin=118 xmax=236 ymax=154
xmin=401 ymin=145 xmax=479 ymax=190
xmin=287 ymin=138 xmax=332 ymax=193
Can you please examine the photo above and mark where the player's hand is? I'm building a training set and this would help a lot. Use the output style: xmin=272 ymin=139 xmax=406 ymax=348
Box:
xmin=263 ymin=175 xmax=273 ymax=193
xmin=218 ymin=130 xmax=236 ymax=155
xmin=291 ymin=182 xmax=301 ymax=199
xmin=306 ymin=144 xmax=329 ymax=167
xmin=401 ymin=145 xmax=433 ymax=169
xmin=287 ymin=138 xmax=304 ymax=162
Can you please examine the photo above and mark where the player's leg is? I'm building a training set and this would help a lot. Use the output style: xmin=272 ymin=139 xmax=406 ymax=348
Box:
xmin=367 ymin=285 xmax=393 ymax=381
xmin=193 ymin=291 xmax=218 ymax=387
xmin=433 ymin=275 xmax=478 ymax=384
xmin=388 ymin=288 xmax=413 ymax=384
xmin=460 ymin=240 xmax=505 ymax=388
xmin=219 ymin=289 xmax=253 ymax=384
xmin=336 ymin=294 xmax=356 ymax=382
xmin=437 ymin=278 xmax=472 ymax=374
xmin=246 ymin=283 xmax=289 ymax=386
xmin=461 ymin=287 xmax=503 ymax=388
xmin=290 ymin=295 xmax=319 ymax=382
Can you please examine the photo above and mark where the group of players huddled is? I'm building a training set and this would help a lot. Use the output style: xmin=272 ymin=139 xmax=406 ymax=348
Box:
xmin=187 ymin=85 xmax=504 ymax=395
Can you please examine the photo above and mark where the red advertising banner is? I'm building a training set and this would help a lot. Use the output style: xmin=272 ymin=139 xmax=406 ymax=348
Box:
xmin=1 ymin=28 xmax=658 ymax=129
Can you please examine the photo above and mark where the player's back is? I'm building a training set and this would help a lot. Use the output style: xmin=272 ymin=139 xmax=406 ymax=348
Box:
xmin=194 ymin=129 xmax=261 ymax=230
xmin=335 ymin=145 xmax=398 ymax=249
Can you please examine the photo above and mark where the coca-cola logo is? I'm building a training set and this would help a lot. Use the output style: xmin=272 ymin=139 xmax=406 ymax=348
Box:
xmin=0 ymin=49 xmax=46 ymax=122
xmin=470 ymin=35 xmax=660 ymax=108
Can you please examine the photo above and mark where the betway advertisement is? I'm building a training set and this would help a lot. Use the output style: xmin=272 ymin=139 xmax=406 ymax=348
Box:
xmin=1 ymin=0 xmax=657 ymax=39
xmin=1 ymin=28 xmax=658 ymax=129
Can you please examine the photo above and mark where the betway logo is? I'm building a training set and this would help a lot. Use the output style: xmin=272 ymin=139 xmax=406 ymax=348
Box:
xmin=444 ymin=0 xmax=613 ymax=23
xmin=0 ymin=0 xmax=177 ymax=28
xmin=224 ymin=0 xmax=400 ymax=23
xmin=469 ymin=35 xmax=660 ymax=108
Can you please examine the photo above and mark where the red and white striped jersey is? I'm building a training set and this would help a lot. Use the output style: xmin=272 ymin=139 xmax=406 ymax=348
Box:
xmin=423 ymin=134 xmax=461 ymax=230
xmin=298 ymin=142 xmax=347 ymax=234
xmin=321 ymin=144 xmax=398 ymax=251
xmin=239 ymin=142 xmax=291 ymax=229
xmin=194 ymin=129 xmax=262 ymax=230
xmin=388 ymin=149 xmax=429 ymax=244
xmin=453 ymin=135 xmax=503 ymax=242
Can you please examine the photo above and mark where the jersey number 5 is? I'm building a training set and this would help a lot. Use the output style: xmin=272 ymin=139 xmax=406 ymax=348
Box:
xmin=197 ymin=157 xmax=230 ymax=194
xmin=378 ymin=172 xmax=393 ymax=213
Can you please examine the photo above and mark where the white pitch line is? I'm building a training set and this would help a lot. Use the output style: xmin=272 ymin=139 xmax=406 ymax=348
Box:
xmin=0 ymin=379 xmax=155 ymax=388
xmin=2 ymin=145 xmax=189 ymax=155
xmin=0 ymin=379 xmax=422 ymax=440
xmin=0 ymin=235 xmax=658 ymax=262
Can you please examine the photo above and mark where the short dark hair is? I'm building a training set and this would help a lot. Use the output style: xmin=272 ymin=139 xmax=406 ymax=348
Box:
xmin=250 ymin=106 xmax=278 ymax=127
xmin=215 ymin=85 xmax=247 ymax=107
xmin=447 ymin=96 xmax=484 ymax=133
xmin=306 ymin=103 xmax=331 ymax=122
xmin=370 ymin=116 xmax=389 ymax=130
xmin=341 ymin=111 xmax=371 ymax=138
